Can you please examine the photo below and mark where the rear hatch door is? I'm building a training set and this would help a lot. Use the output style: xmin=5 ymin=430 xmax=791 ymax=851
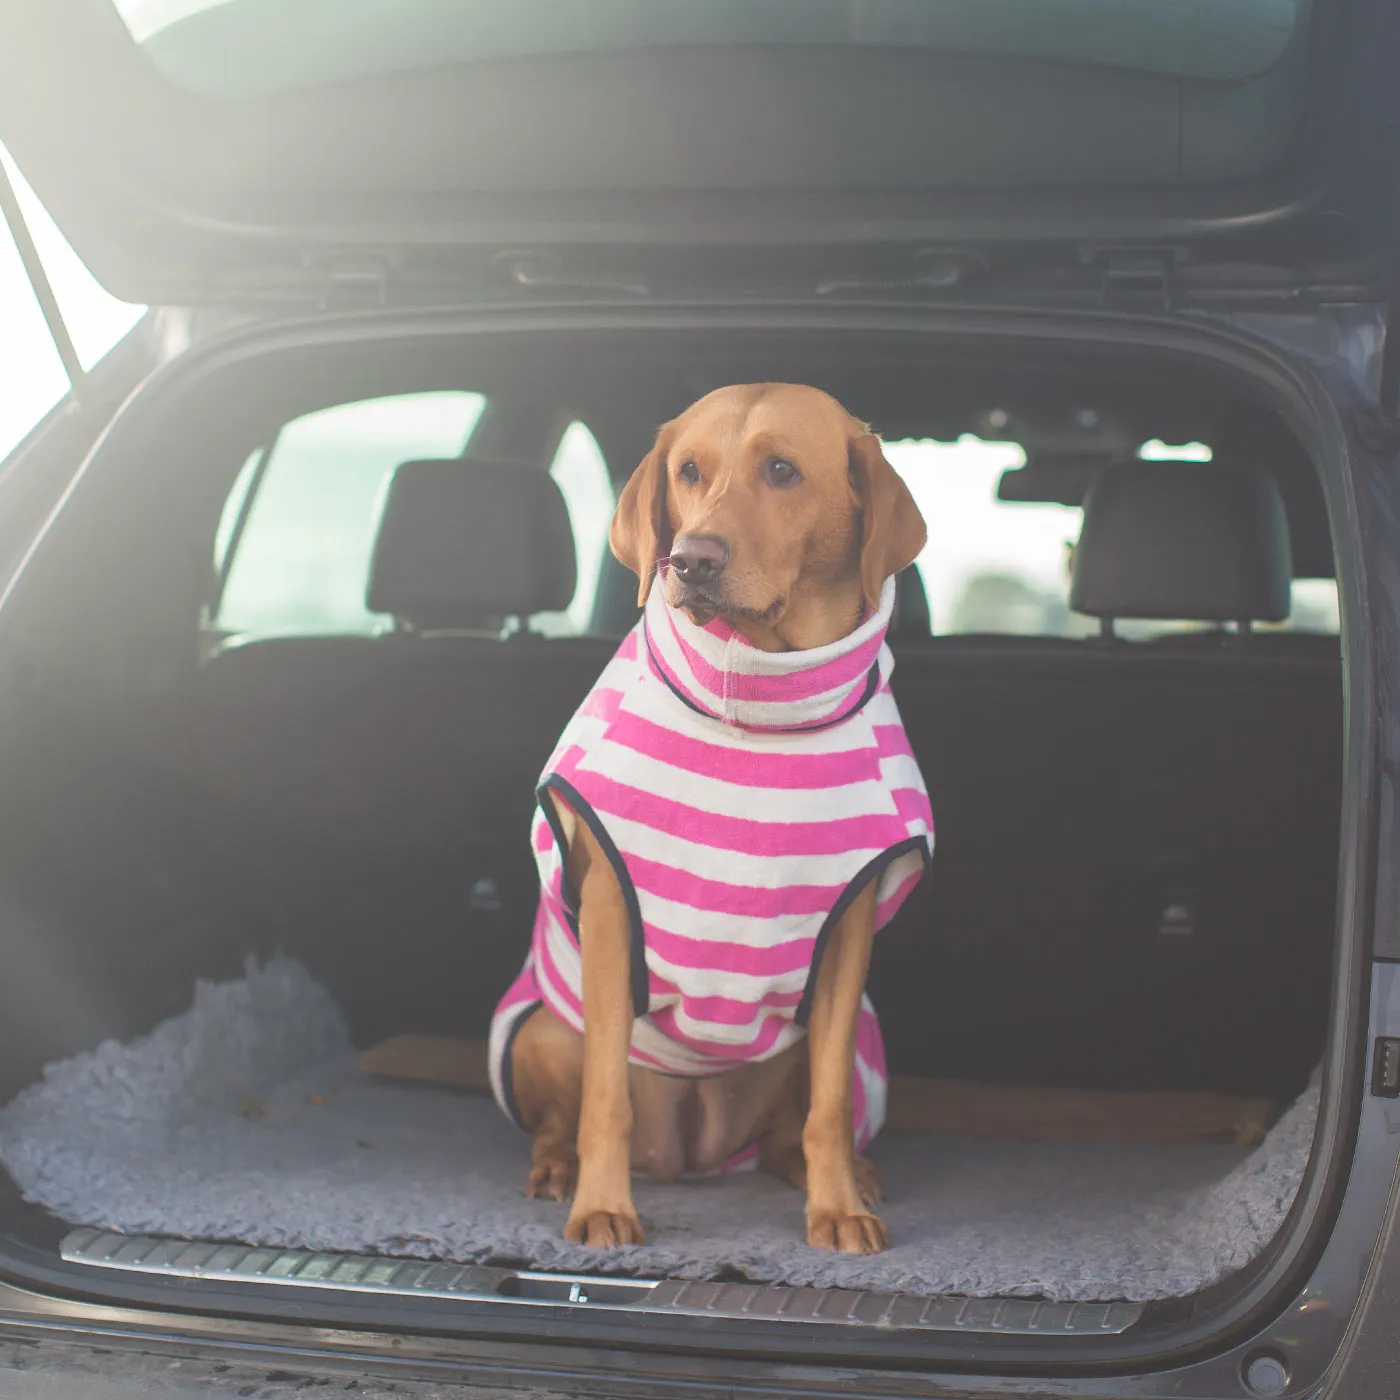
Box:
xmin=0 ymin=0 xmax=1396 ymax=304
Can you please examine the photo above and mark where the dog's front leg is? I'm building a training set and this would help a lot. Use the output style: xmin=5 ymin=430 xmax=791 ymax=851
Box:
xmin=802 ymin=881 xmax=889 ymax=1254
xmin=564 ymin=819 xmax=645 ymax=1247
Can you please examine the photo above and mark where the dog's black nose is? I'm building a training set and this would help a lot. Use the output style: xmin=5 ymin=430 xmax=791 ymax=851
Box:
xmin=669 ymin=534 xmax=729 ymax=583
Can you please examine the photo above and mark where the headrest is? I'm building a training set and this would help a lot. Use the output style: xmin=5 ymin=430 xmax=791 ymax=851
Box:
xmin=367 ymin=457 xmax=576 ymax=629
xmin=1069 ymin=462 xmax=1292 ymax=624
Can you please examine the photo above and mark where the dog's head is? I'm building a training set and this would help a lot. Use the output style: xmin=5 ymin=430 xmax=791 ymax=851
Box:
xmin=610 ymin=384 xmax=926 ymax=645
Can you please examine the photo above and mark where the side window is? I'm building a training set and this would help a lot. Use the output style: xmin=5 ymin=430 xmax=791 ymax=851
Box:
xmin=886 ymin=437 xmax=1338 ymax=638
xmin=886 ymin=436 xmax=1090 ymax=638
xmin=211 ymin=391 xmax=486 ymax=639
xmin=531 ymin=421 xmax=617 ymax=637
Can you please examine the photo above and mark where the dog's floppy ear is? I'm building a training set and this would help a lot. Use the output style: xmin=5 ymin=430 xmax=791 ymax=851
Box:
xmin=848 ymin=427 xmax=927 ymax=612
xmin=610 ymin=425 xmax=674 ymax=605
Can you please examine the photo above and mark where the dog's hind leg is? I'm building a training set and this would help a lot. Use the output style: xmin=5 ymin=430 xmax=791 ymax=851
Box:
xmin=757 ymin=1077 xmax=808 ymax=1192
xmin=510 ymin=1007 xmax=583 ymax=1202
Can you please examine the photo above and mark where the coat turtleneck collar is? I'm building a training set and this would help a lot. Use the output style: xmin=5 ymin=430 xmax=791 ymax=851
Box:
xmin=641 ymin=576 xmax=896 ymax=733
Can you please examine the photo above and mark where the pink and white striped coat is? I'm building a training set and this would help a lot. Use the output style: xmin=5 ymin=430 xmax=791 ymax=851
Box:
xmin=489 ymin=575 xmax=933 ymax=1160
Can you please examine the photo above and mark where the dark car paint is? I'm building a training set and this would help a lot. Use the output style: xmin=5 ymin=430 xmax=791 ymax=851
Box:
xmin=0 ymin=297 xmax=1392 ymax=1398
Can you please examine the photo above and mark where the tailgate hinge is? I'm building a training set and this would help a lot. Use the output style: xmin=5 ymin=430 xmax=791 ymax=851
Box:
xmin=1083 ymin=246 xmax=1184 ymax=311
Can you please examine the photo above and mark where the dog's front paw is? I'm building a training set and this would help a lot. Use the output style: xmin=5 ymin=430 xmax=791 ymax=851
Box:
xmin=565 ymin=1205 xmax=645 ymax=1248
xmin=806 ymin=1208 xmax=889 ymax=1254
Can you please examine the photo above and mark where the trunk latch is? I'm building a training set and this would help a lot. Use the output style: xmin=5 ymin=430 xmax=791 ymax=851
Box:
xmin=1084 ymin=246 xmax=1184 ymax=311
xmin=309 ymin=252 xmax=394 ymax=311
xmin=1371 ymin=1037 xmax=1400 ymax=1097
xmin=494 ymin=250 xmax=651 ymax=296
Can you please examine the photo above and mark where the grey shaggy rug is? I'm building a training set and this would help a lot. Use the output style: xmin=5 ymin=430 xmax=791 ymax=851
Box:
xmin=0 ymin=958 xmax=1319 ymax=1302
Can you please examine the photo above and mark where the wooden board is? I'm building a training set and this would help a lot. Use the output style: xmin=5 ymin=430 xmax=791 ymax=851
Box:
xmin=882 ymin=1076 xmax=1273 ymax=1146
xmin=357 ymin=1035 xmax=491 ymax=1091
xmin=357 ymin=1035 xmax=1274 ymax=1147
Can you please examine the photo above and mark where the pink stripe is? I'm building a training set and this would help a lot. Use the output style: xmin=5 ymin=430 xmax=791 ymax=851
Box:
xmin=615 ymin=1036 xmax=671 ymax=1072
xmin=646 ymin=634 xmax=875 ymax=736
xmin=851 ymin=1052 xmax=868 ymax=1141
xmin=648 ymin=968 xmax=681 ymax=999
xmin=533 ymin=898 xmax=553 ymax=938
xmin=644 ymin=632 xmax=711 ymax=714
xmin=661 ymin=608 xmax=882 ymax=706
xmin=493 ymin=956 xmax=542 ymax=1022
xmin=854 ymin=1008 xmax=886 ymax=1151
xmin=649 ymin=1003 xmax=789 ymax=1061
xmin=606 ymin=710 xmax=879 ymax=790
xmin=646 ymin=921 xmax=816 ymax=979
xmin=548 ymin=743 xmax=588 ymax=789
xmin=534 ymin=901 xmax=687 ymax=1071
xmin=543 ymin=864 xmax=569 ymax=906
xmin=874 ymin=724 xmax=914 ymax=759
xmin=715 ymin=1142 xmax=761 ymax=1174
xmin=893 ymin=786 xmax=933 ymax=828
xmin=876 ymin=865 xmax=924 ymax=929
xmin=645 ymin=971 xmax=805 ymax=1030
xmin=531 ymin=919 xmax=674 ymax=1074
xmin=578 ymin=685 xmax=625 ymax=724
xmin=857 ymin=1004 xmax=887 ymax=1083
xmin=629 ymin=853 xmax=842 ymax=918
xmin=617 ymin=631 xmax=639 ymax=660
xmin=580 ymin=772 xmax=907 ymax=858
xmin=533 ymin=929 xmax=583 ymax=1022
xmin=668 ymin=987 xmax=805 ymax=1028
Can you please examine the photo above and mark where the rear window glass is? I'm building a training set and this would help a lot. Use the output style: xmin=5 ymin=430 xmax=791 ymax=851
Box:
xmin=888 ymin=436 xmax=1339 ymax=638
xmin=210 ymin=407 xmax=1336 ymax=646
xmin=531 ymin=421 xmax=617 ymax=639
xmin=211 ymin=392 xmax=487 ymax=640
xmin=209 ymin=395 xmax=616 ymax=643
xmin=113 ymin=0 xmax=1303 ymax=99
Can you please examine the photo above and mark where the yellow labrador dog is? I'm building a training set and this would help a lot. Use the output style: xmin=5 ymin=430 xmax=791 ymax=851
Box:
xmin=491 ymin=384 xmax=930 ymax=1254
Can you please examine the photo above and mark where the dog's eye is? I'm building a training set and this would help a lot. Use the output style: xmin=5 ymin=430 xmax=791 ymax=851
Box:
xmin=677 ymin=460 xmax=700 ymax=484
xmin=764 ymin=458 xmax=800 ymax=488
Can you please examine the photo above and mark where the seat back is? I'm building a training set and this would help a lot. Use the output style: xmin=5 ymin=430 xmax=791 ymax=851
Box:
xmin=871 ymin=459 xmax=1341 ymax=1096
xmin=192 ymin=457 xmax=612 ymax=1043
xmin=190 ymin=451 xmax=1341 ymax=1096
xmin=367 ymin=456 xmax=576 ymax=632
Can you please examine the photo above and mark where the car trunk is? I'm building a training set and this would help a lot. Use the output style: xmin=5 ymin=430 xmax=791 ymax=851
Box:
xmin=0 ymin=0 xmax=1387 ymax=1373
xmin=0 ymin=314 xmax=1347 ymax=1362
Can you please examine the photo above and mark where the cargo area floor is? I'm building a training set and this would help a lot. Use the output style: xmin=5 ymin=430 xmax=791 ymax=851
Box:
xmin=0 ymin=959 xmax=1318 ymax=1302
